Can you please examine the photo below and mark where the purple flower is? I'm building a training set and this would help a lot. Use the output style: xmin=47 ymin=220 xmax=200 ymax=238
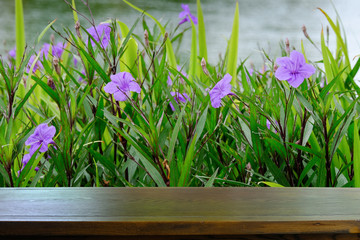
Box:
xmin=41 ymin=42 xmax=65 ymax=59
xmin=18 ymin=153 xmax=39 ymax=176
xmin=22 ymin=154 xmax=32 ymax=165
xmin=167 ymin=66 xmax=188 ymax=86
xmin=275 ymin=50 xmax=316 ymax=88
xmin=266 ymin=119 xmax=278 ymax=133
xmin=78 ymin=69 xmax=86 ymax=82
xmin=169 ymin=92 xmax=190 ymax=111
xmin=86 ymin=23 xmax=111 ymax=48
xmin=26 ymin=55 xmax=44 ymax=73
xmin=167 ymin=74 xmax=173 ymax=86
xmin=179 ymin=4 xmax=198 ymax=25
xmin=25 ymin=123 xmax=56 ymax=155
xmin=53 ymin=42 xmax=65 ymax=58
xmin=104 ymin=72 xmax=141 ymax=101
xmin=245 ymin=67 xmax=254 ymax=83
xmin=209 ymin=73 xmax=234 ymax=108
xmin=266 ymin=119 xmax=271 ymax=130
xmin=9 ymin=47 xmax=16 ymax=59
xmin=73 ymin=56 xmax=78 ymax=67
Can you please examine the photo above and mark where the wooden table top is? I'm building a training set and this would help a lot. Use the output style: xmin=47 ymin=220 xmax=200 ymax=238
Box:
xmin=0 ymin=187 xmax=360 ymax=237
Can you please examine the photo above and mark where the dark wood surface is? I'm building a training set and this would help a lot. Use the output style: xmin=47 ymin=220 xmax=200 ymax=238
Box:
xmin=1 ymin=188 xmax=360 ymax=239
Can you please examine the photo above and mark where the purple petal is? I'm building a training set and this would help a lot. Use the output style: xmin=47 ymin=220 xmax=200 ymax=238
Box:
xmin=209 ymin=74 xmax=233 ymax=108
xmin=266 ymin=119 xmax=271 ymax=130
xmin=42 ymin=125 xmax=56 ymax=139
xmin=9 ymin=47 xmax=16 ymax=59
xmin=275 ymin=67 xmax=292 ymax=80
xmin=129 ymin=81 xmax=141 ymax=93
xmin=290 ymin=50 xmax=306 ymax=68
xmin=86 ymin=23 xmax=111 ymax=48
xmin=25 ymin=135 xmax=39 ymax=146
xmin=22 ymin=154 xmax=32 ymax=165
xmin=113 ymin=91 xmax=128 ymax=101
xmin=210 ymin=95 xmax=222 ymax=108
xmin=287 ymin=74 xmax=305 ymax=88
xmin=181 ymin=4 xmax=190 ymax=12
xmin=189 ymin=13 xmax=198 ymax=24
xmin=298 ymin=64 xmax=316 ymax=78
xmin=167 ymin=74 xmax=172 ymax=86
xmin=106 ymin=72 xmax=140 ymax=101
xmin=104 ymin=82 xmax=119 ymax=94
xmin=39 ymin=143 xmax=49 ymax=153
xmin=179 ymin=4 xmax=197 ymax=25
xmin=78 ymin=69 xmax=86 ymax=82
xmin=179 ymin=18 xmax=187 ymax=25
xmin=41 ymin=43 xmax=50 ymax=59
xmin=276 ymin=56 xmax=292 ymax=69
xmin=169 ymin=102 xmax=175 ymax=111
xmin=53 ymin=42 xmax=65 ymax=58
xmin=29 ymin=143 xmax=41 ymax=155
xmin=182 ymin=93 xmax=191 ymax=102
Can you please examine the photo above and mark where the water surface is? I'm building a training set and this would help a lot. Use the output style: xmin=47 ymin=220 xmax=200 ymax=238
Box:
xmin=0 ymin=0 xmax=359 ymax=67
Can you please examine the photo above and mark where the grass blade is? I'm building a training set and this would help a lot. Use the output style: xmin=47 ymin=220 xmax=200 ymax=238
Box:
xmin=226 ymin=2 xmax=239 ymax=84
xmin=353 ymin=116 xmax=360 ymax=187
xmin=15 ymin=0 xmax=25 ymax=68
xmin=197 ymin=0 xmax=207 ymax=61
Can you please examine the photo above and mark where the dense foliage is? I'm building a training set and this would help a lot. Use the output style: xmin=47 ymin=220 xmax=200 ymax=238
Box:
xmin=0 ymin=1 xmax=360 ymax=187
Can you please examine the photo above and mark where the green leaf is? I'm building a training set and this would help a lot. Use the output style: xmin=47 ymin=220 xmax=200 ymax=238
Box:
xmin=120 ymin=38 xmax=139 ymax=77
xmin=260 ymin=181 xmax=284 ymax=187
xmin=262 ymin=156 xmax=290 ymax=187
xmin=135 ymin=148 xmax=166 ymax=187
xmin=226 ymin=2 xmax=239 ymax=84
xmin=353 ymin=116 xmax=360 ymax=187
xmin=122 ymin=0 xmax=177 ymax=68
xmin=318 ymin=8 xmax=350 ymax=69
xmin=78 ymin=47 xmax=111 ymax=84
xmin=177 ymin=133 xmax=197 ymax=187
xmin=197 ymin=0 xmax=207 ymax=61
xmin=167 ymin=107 xmax=186 ymax=164
xmin=37 ymin=19 xmax=56 ymax=44
xmin=31 ymin=75 xmax=60 ymax=104
xmin=188 ymin=19 xmax=197 ymax=81
xmin=71 ymin=0 xmax=79 ymax=23
xmin=320 ymin=28 xmax=334 ymax=82
xmin=288 ymin=142 xmax=322 ymax=158
xmin=14 ymin=83 xmax=38 ymax=118
xmin=205 ymin=168 xmax=218 ymax=187
xmin=298 ymin=156 xmax=320 ymax=186
xmin=15 ymin=0 xmax=25 ymax=68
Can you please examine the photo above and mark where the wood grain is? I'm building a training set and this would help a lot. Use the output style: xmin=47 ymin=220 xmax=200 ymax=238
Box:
xmin=0 ymin=188 xmax=359 ymax=239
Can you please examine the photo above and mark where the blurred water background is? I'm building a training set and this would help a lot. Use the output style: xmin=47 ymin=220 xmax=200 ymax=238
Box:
xmin=0 ymin=0 xmax=359 ymax=68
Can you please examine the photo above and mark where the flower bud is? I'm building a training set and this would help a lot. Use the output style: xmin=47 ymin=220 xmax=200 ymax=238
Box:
xmin=53 ymin=56 xmax=61 ymax=75
xmin=144 ymin=29 xmax=149 ymax=48
xmin=246 ymin=162 xmax=252 ymax=171
xmin=50 ymin=34 xmax=55 ymax=45
xmin=75 ymin=21 xmax=81 ymax=38
xmin=274 ymin=64 xmax=279 ymax=72
xmin=201 ymin=58 xmax=209 ymax=76
xmin=302 ymin=25 xmax=310 ymax=40
xmin=163 ymin=32 xmax=168 ymax=43
xmin=47 ymin=76 xmax=55 ymax=90
xmin=285 ymin=38 xmax=290 ymax=55
xmin=326 ymin=26 xmax=330 ymax=45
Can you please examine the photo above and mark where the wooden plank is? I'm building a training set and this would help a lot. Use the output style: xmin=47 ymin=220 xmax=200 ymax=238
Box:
xmin=2 ymin=234 xmax=360 ymax=240
xmin=0 ymin=188 xmax=359 ymax=238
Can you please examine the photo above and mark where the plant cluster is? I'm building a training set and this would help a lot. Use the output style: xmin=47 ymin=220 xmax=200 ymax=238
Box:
xmin=0 ymin=0 xmax=359 ymax=187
